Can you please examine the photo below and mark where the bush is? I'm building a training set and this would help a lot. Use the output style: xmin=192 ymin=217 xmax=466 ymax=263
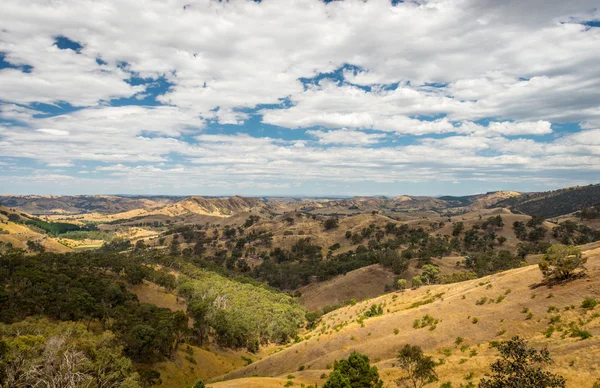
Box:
xmin=581 ymin=298 xmax=598 ymax=309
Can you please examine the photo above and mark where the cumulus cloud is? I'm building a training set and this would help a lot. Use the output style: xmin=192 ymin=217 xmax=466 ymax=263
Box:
xmin=306 ymin=128 xmax=386 ymax=145
xmin=0 ymin=0 xmax=599 ymax=194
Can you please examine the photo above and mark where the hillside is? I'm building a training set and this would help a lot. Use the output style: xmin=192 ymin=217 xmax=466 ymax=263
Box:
xmin=494 ymin=184 xmax=600 ymax=218
xmin=155 ymin=196 xmax=271 ymax=217
xmin=0 ymin=205 xmax=72 ymax=253
xmin=0 ymin=192 xmax=525 ymax=221
xmin=0 ymin=195 xmax=179 ymax=215
xmin=211 ymin=243 xmax=600 ymax=387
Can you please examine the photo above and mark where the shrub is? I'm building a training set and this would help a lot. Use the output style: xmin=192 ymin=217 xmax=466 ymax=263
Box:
xmin=582 ymin=298 xmax=598 ymax=309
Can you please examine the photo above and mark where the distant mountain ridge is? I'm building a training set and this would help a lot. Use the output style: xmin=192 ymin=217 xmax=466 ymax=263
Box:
xmin=0 ymin=195 xmax=179 ymax=215
xmin=493 ymin=184 xmax=600 ymax=218
xmin=0 ymin=192 xmax=517 ymax=216
xmin=2 ymin=184 xmax=598 ymax=219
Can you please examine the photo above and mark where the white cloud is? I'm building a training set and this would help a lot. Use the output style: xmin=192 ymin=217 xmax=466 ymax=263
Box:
xmin=1 ymin=0 xmax=599 ymax=194
xmin=306 ymin=128 xmax=386 ymax=145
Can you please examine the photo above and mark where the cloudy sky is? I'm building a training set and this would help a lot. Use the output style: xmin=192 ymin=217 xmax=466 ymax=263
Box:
xmin=1 ymin=0 xmax=599 ymax=196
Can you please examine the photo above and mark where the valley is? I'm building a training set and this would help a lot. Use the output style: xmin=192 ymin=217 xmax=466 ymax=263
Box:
xmin=1 ymin=184 xmax=600 ymax=387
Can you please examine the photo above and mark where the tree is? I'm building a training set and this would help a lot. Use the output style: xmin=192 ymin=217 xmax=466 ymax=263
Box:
xmin=193 ymin=380 xmax=205 ymax=388
xmin=397 ymin=279 xmax=407 ymax=291
xmin=412 ymin=276 xmax=423 ymax=288
xmin=539 ymin=244 xmax=587 ymax=282
xmin=324 ymin=218 xmax=339 ymax=230
xmin=452 ymin=222 xmax=464 ymax=236
xmin=479 ymin=336 xmax=566 ymax=388
xmin=26 ymin=240 xmax=45 ymax=253
xmin=420 ymin=265 xmax=440 ymax=285
xmin=396 ymin=344 xmax=438 ymax=388
xmin=323 ymin=351 xmax=383 ymax=388
xmin=134 ymin=239 xmax=146 ymax=251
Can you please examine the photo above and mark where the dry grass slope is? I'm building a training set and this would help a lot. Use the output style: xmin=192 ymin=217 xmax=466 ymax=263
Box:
xmin=211 ymin=244 xmax=600 ymax=388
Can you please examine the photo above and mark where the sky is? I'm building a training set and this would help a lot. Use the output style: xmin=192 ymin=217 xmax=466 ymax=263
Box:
xmin=0 ymin=0 xmax=599 ymax=197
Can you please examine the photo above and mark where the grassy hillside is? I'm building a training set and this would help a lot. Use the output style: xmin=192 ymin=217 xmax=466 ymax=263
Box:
xmin=0 ymin=205 xmax=72 ymax=253
xmin=211 ymin=243 xmax=600 ymax=387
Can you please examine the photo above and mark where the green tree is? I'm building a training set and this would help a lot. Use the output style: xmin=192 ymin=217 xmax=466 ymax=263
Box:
xmin=539 ymin=244 xmax=587 ymax=282
xmin=193 ymin=380 xmax=206 ymax=388
xmin=412 ymin=276 xmax=423 ymax=288
xmin=323 ymin=351 xmax=383 ymax=388
xmin=479 ymin=336 xmax=565 ymax=388
xmin=452 ymin=222 xmax=464 ymax=236
xmin=397 ymin=279 xmax=407 ymax=290
xmin=395 ymin=344 xmax=438 ymax=388
xmin=420 ymin=265 xmax=440 ymax=285
xmin=324 ymin=218 xmax=339 ymax=230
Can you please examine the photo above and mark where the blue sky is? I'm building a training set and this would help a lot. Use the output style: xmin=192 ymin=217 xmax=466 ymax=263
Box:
xmin=1 ymin=0 xmax=599 ymax=196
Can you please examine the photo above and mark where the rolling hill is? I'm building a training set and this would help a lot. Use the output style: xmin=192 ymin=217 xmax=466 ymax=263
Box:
xmin=493 ymin=184 xmax=600 ymax=218
xmin=209 ymin=243 xmax=600 ymax=387
xmin=0 ymin=195 xmax=179 ymax=215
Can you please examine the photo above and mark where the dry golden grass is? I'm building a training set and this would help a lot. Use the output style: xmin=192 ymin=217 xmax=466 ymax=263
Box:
xmin=153 ymin=344 xmax=248 ymax=388
xmin=0 ymin=220 xmax=72 ymax=253
xmin=213 ymin=245 xmax=600 ymax=388
xmin=298 ymin=264 xmax=397 ymax=311
xmin=128 ymin=281 xmax=188 ymax=313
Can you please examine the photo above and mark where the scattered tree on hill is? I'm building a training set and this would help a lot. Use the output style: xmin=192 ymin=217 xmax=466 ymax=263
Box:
xmin=26 ymin=240 xmax=45 ymax=253
xmin=452 ymin=222 xmax=464 ymax=236
xmin=527 ymin=216 xmax=545 ymax=228
xmin=420 ymin=265 xmax=440 ymax=285
xmin=412 ymin=276 xmax=423 ymax=288
xmin=324 ymin=218 xmax=339 ymax=230
xmin=397 ymin=279 xmax=407 ymax=291
xmin=513 ymin=221 xmax=527 ymax=240
xmin=134 ymin=239 xmax=146 ymax=251
xmin=192 ymin=380 xmax=205 ymax=388
xmin=396 ymin=344 xmax=438 ymax=388
xmin=479 ymin=336 xmax=566 ymax=388
xmin=539 ymin=244 xmax=587 ymax=282
xmin=483 ymin=215 xmax=505 ymax=231
xmin=323 ymin=351 xmax=383 ymax=388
